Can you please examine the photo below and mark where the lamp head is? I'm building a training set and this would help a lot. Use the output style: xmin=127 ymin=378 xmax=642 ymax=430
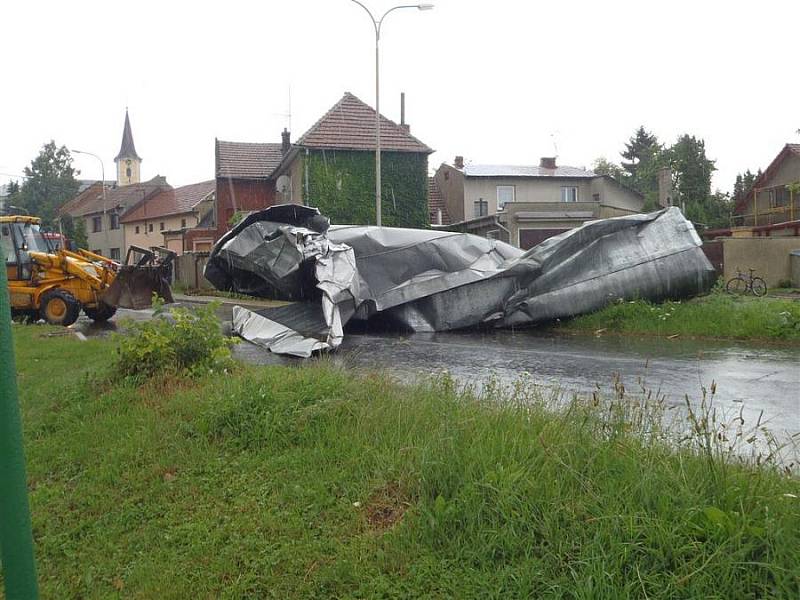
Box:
xmin=417 ymin=3 xmax=434 ymax=10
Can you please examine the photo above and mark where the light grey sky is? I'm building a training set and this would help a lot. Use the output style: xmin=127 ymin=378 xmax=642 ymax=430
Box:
xmin=1 ymin=0 xmax=798 ymax=193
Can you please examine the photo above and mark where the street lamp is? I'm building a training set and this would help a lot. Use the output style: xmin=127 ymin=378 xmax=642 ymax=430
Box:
xmin=350 ymin=1 xmax=434 ymax=227
xmin=71 ymin=149 xmax=107 ymax=250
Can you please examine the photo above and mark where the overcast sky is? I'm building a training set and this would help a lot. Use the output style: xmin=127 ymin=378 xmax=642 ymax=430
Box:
xmin=2 ymin=0 xmax=798 ymax=193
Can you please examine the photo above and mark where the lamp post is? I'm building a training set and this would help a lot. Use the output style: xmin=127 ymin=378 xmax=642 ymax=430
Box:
xmin=71 ymin=149 xmax=107 ymax=251
xmin=350 ymin=1 xmax=433 ymax=227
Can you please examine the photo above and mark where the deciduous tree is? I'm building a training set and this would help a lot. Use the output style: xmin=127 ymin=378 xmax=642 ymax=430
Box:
xmin=18 ymin=141 xmax=79 ymax=225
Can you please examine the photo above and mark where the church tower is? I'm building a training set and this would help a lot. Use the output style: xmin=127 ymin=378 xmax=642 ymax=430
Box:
xmin=115 ymin=109 xmax=142 ymax=186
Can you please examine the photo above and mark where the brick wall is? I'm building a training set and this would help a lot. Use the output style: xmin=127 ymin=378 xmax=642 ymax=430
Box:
xmin=185 ymin=177 xmax=276 ymax=249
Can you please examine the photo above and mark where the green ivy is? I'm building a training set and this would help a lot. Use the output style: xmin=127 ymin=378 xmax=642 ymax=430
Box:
xmin=302 ymin=149 xmax=428 ymax=227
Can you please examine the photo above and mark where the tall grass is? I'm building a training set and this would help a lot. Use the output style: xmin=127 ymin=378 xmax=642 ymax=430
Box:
xmin=10 ymin=325 xmax=800 ymax=598
xmin=560 ymin=291 xmax=800 ymax=341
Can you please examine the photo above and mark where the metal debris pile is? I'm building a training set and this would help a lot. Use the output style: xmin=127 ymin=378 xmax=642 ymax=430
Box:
xmin=205 ymin=205 xmax=716 ymax=357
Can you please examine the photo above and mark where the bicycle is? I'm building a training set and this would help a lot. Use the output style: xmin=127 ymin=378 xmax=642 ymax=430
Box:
xmin=725 ymin=268 xmax=767 ymax=297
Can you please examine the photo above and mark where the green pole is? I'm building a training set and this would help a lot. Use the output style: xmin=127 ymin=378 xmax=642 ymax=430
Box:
xmin=0 ymin=250 xmax=39 ymax=599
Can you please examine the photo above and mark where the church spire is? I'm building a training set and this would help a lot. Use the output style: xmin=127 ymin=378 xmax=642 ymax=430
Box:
xmin=115 ymin=109 xmax=141 ymax=161
xmin=115 ymin=109 xmax=142 ymax=186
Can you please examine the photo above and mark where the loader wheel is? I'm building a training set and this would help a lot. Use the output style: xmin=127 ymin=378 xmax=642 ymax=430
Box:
xmin=40 ymin=289 xmax=81 ymax=326
xmin=84 ymin=301 xmax=117 ymax=322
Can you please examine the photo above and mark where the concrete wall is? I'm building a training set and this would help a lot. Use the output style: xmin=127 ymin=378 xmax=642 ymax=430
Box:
xmin=124 ymin=212 xmax=198 ymax=252
xmin=722 ymin=237 xmax=800 ymax=287
xmin=464 ymin=177 xmax=594 ymax=216
xmin=589 ymin=177 xmax=643 ymax=212
xmin=84 ymin=212 xmax=125 ymax=259
xmin=461 ymin=176 xmax=642 ymax=219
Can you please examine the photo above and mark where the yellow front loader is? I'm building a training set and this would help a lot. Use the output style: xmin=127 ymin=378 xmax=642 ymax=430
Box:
xmin=2 ymin=215 xmax=174 ymax=326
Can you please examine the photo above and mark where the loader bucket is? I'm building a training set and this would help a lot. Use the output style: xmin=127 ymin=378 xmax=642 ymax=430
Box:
xmin=102 ymin=246 xmax=176 ymax=310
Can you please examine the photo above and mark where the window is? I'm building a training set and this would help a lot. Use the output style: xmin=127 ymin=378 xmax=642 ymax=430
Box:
xmin=474 ymin=199 xmax=488 ymax=218
xmin=1 ymin=225 xmax=16 ymax=264
xmin=592 ymin=193 xmax=600 ymax=202
xmin=159 ymin=222 xmax=165 ymax=231
xmin=148 ymin=223 xmax=153 ymax=233
xmin=109 ymin=247 xmax=121 ymax=261
xmin=110 ymin=213 xmax=120 ymax=230
xmin=92 ymin=216 xmax=102 ymax=232
xmin=497 ymin=186 xmax=515 ymax=210
xmin=126 ymin=167 xmax=132 ymax=178
xmin=769 ymin=187 xmax=788 ymax=209
xmin=180 ymin=218 xmax=186 ymax=228
xmin=135 ymin=225 xmax=140 ymax=234
xmin=561 ymin=186 xmax=578 ymax=202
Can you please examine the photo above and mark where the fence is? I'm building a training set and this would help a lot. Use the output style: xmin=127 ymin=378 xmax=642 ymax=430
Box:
xmin=174 ymin=252 xmax=213 ymax=290
xmin=722 ymin=237 xmax=800 ymax=287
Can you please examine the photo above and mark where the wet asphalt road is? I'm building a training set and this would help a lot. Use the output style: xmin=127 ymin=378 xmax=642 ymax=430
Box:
xmin=76 ymin=304 xmax=800 ymax=447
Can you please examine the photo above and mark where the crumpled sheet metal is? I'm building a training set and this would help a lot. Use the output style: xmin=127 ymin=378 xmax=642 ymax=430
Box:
xmin=205 ymin=205 xmax=715 ymax=357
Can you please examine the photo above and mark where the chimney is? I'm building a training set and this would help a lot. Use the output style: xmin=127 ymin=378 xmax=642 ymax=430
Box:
xmin=658 ymin=166 xmax=673 ymax=207
xmin=454 ymin=155 xmax=464 ymax=169
xmin=399 ymin=92 xmax=410 ymax=132
xmin=540 ymin=157 xmax=557 ymax=169
xmin=281 ymin=128 xmax=291 ymax=155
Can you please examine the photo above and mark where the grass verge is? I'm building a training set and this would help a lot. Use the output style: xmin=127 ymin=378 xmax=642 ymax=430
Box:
xmin=556 ymin=292 xmax=800 ymax=342
xmin=8 ymin=324 xmax=800 ymax=598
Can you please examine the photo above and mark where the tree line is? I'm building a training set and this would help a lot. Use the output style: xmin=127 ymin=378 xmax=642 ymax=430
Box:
xmin=3 ymin=140 xmax=87 ymax=247
xmin=593 ymin=127 xmax=758 ymax=229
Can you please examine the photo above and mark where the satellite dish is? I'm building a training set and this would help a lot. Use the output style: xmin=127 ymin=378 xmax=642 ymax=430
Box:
xmin=276 ymin=175 xmax=291 ymax=195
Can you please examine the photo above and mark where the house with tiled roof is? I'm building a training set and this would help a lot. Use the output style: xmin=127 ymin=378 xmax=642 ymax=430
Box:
xmin=271 ymin=91 xmax=434 ymax=227
xmin=121 ymin=180 xmax=215 ymax=254
xmin=187 ymin=92 xmax=435 ymax=250
xmin=731 ymin=144 xmax=800 ymax=233
xmin=59 ymin=176 xmax=169 ymax=259
xmin=435 ymin=156 xmax=644 ymax=249
xmin=184 ymin=138 xmax=289 ymax=252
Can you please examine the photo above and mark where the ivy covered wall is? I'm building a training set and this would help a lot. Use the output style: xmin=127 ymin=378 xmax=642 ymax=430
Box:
xmin=302 ymin=149 xmax=429 ymax=227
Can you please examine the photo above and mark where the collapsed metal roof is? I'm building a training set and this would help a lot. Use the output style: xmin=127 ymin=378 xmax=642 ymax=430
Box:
xmin=205 ymin=205 xmax=716 ymax=357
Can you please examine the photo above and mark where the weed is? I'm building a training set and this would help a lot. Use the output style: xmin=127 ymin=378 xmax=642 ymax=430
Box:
xmin=113 ymin=296 xmax=235 ymax=380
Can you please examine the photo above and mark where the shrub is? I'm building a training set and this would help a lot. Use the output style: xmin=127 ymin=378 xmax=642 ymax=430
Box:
xmin=113 ymin=297 xmax=235 ymax=380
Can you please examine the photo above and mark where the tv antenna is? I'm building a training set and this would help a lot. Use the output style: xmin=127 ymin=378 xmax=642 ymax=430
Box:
xmin=272 ymin=85 xmax=292 ymax=132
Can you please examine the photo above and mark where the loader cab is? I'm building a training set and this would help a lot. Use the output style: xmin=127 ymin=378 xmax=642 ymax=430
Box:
xmin=1 ymin=217 xmax=51 ymax=282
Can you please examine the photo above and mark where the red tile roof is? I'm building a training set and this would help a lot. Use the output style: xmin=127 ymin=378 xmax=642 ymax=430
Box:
xmin=216 ymin=140 xmax=284 ymax=180
xmin=428 ymin=177 xmax=451 ymax=225
xmin=58 ymin=181 xmax=106 ymax=216
xmin=296 ymin=92 xmax=433 ymax=154
xmin=121 ymin=180 xmax=215 ymax=223
xmin=62 ymin=177 xmax=168 ymax=217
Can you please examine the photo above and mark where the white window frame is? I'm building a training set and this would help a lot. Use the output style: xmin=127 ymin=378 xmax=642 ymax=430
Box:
xmin=497 ymin=185 xmax=515 ymax=210
xmin=561 ymin=186 xmax=579 ymax=202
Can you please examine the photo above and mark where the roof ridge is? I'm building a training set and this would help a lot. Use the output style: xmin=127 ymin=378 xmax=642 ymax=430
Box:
xmin=296 ymin=91 xmax=433 ymax=153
